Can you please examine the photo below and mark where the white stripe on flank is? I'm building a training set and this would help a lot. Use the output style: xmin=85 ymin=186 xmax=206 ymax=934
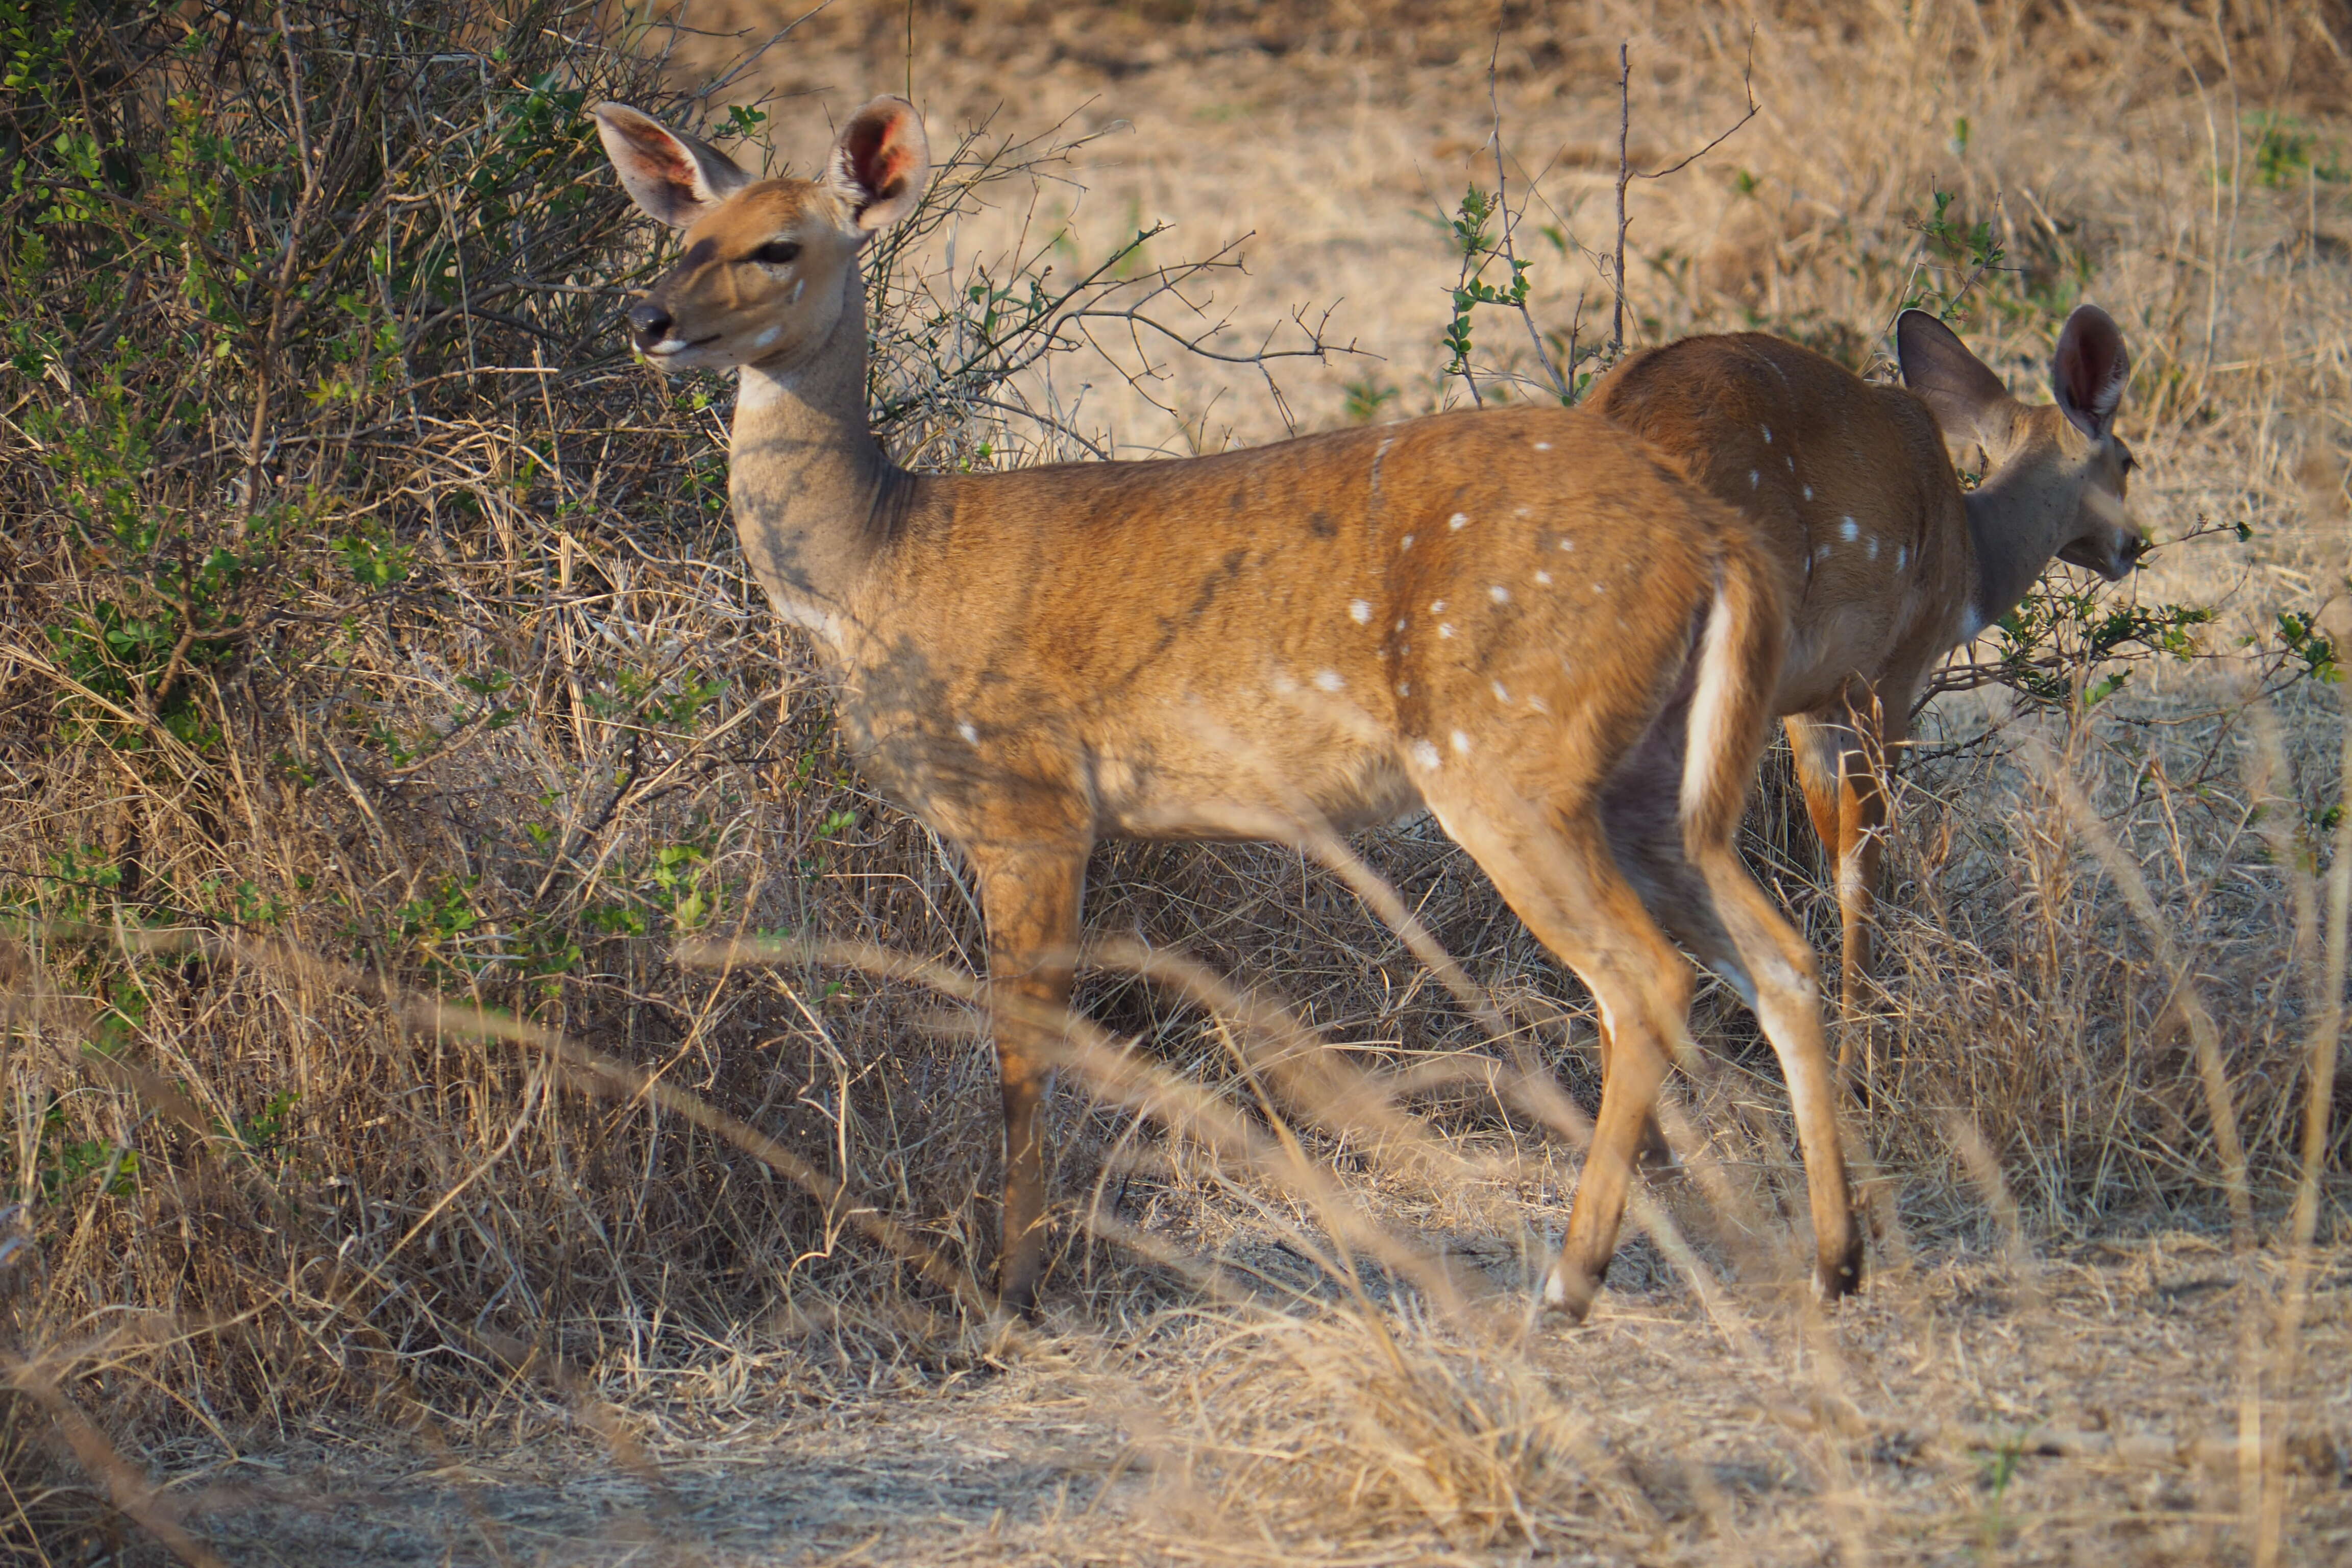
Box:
xmin=1679 ymin=582 xmax=1741 ymax=826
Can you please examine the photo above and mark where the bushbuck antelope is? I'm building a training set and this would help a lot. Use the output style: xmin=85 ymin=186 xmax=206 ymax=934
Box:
xmin=1588 ymin=307 xmax=2140 ymax=1032
xmin=592 ymin=95 xmax=1861 ymax=1318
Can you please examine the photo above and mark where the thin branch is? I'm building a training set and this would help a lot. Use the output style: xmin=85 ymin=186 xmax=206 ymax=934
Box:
xmin=1612 ymin=40 xmax=1630 ymax=359
xmin=1486 ymin=38 xmax=1569 ymax=402
xmin=1632 ymin=30 xmax=1758 ymax=183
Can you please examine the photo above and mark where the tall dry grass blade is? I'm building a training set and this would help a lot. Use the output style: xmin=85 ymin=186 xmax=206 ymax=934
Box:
xmin=681 ymin=933 xmax=1483 ymax=1322
xmin=1943 ymin=1113 xmax=2041 ymax=1310
xmin=178 ymin=926 xmax=993 ymax=1317
xmin=1086 ymin=937 xmax=1513 ymax=1196
xmin=0 ymin=1350 xmax=229 ymax=1568
xmin=2253 ymin=691 xmax=2352 ymax=1567
xmin=2024 ymin=734 xmax=2268 ymax=1551
xmin=2022 ymin=734 xmax=2253 ymax=1240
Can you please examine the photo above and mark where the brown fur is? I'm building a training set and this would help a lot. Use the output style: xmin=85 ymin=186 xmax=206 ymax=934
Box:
xmin=592 ymin=97 xmax=1864 ymax=1317
xmin=1587 ymin=312 xmax=2142 ymax=1037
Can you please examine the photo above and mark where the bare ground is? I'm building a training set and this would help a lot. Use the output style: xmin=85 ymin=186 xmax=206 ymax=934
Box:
xmin=170 ymin=1233 xmax=2351 ymax=1565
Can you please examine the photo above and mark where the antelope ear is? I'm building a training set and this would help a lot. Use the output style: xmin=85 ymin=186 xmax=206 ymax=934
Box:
xmin=1897 ymin=309 xmax=2012 ymax=453
xmin=2051 ymin=304 xmax=2130 ymax=439
xmin=823 ymin=95 xmax=931 ymax=238
xmin=591 ymin=103 xmax=754 ymax=229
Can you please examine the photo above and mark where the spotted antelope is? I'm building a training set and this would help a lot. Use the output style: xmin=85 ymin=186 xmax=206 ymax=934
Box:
xmin=592 ymin=95 xmax=1863 ymax=1318
xmin=1588 ymin=307 xmax=2141 ymax=1038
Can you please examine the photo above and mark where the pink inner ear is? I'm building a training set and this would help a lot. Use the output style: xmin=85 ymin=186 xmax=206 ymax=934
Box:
xmin=622 ymin=126 xmax=696 ymax=188
xmin=846 ymin=115 xmax=911 ymax=196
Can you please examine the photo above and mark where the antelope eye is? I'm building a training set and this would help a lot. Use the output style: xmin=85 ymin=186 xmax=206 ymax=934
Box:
xmin=750 ymin=239 xmax=801 ymax=266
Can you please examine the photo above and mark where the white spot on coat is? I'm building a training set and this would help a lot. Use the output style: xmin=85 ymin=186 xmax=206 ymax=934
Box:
xmin=1534 ymin=570 xmax=1553 ymax=586
xmin=1449 ymin=512 xmax=1469 ymax=530
xmin=1534 ymin=441 xmax=1552 ymax=451
xmin=1450 ymin=729 xmax=1472 ymax=755
xmin=1400 ymin=533 xmax=1414 ymax=550
xmin=752 ymin=324 xmax=782 ymax=348
xmin=1839 ymin=517 xmax=1859 ymax=542
xmin=957 ymin=722 xmax=978 ymax=745
xmin=1896 ymin=546 xmax=1907 ymax=571
xmin=1557 ymin=537 xmax=1575 ymax=552
xmin=1430 ymin=600 xmax=1447 ymax=614
xmin=1749 ymin=470 xmax=1760 ymax=487
xmin=1394 ymin=618 xmax=1408 ymax=632
xmin=1802 ymin=484 xmax=1814 ymax=501
xmin=1490 ymin=680 xmax=1510 ymax=702
xmin=1488 ymin=584 xmax=1509 ymax=603
xmin=1866 ymin=536 xmax=1879 ymax=560
xmin=1437 ymin=623 xmax=1456 ymax=639
xmin=1396 ymin=681 xmax=1411 ymax=696
xmin=1411 ymin=740 xmax=1441 ymax=770
xmin=1313 ymin=669 xmax=1345 ymax=692
xmin=1349 ymin=599 xmax=1373 ymax=624
xmin=1760 ymin=425 xmax=1773 ymax=443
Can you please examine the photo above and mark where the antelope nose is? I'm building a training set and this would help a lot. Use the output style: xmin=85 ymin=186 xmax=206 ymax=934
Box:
xmin=627 ymin=301 xmax=673 ymax=346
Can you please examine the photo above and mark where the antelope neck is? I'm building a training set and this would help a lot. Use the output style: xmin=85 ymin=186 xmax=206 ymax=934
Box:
xmin=1957 ymin=428 xmax=2077 ymax=641
xmin=728 ymin=272 xmax=904 ymax=641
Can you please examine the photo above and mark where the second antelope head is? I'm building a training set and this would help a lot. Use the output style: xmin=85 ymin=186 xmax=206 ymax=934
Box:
xmin=1898 ymin=303 xmax=2143 ymax=583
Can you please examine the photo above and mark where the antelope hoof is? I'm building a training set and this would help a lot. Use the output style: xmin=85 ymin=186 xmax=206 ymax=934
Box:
xmin=996 ymin=1266 xmax=1043 ymax=1324
xmin=1539 ymin=1260 xmax=1601 ymax=1326
xmin=1815 ymin=1240 xmax=1864 ymax=1304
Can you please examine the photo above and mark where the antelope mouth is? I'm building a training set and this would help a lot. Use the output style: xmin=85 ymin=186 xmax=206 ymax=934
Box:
xmin=2057 ymin=536 xmax=2141 ymax=583
xmin=641 ymin=334 xmax=719 ymax=359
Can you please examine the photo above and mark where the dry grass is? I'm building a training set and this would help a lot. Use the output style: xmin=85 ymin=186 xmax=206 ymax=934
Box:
xmin=3 ymin=1 xmax=2350 ymax=1563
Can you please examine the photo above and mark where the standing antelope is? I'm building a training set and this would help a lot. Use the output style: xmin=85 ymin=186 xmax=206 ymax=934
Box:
xmin=592 ymin=95 xmax=1861 ymax=1319
xmin=1587 ymin=307 xmax=2141 ymax=1033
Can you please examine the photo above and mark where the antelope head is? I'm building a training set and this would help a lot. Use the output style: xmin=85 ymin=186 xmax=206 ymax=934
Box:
xmin=1898 ymin=304 xmax=2144 ymax=582
xmin=590 ymin=96 xmax=932 ymax=375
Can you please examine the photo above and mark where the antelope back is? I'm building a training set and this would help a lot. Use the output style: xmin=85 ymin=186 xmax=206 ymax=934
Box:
xmin=1585 ymin=334 xmax=1968 ymax=713
xmin=831 ymin=413 xmax=1769 ymax=854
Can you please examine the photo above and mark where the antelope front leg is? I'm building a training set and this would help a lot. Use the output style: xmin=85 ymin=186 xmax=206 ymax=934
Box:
xmin=1786 ymin=709 xmax=1889 ymax=1060
xmin=1831 ymin=701 xmax=1894 ymax=1042
xmin=972 ymin=844 xmax=1087 ymax=1318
